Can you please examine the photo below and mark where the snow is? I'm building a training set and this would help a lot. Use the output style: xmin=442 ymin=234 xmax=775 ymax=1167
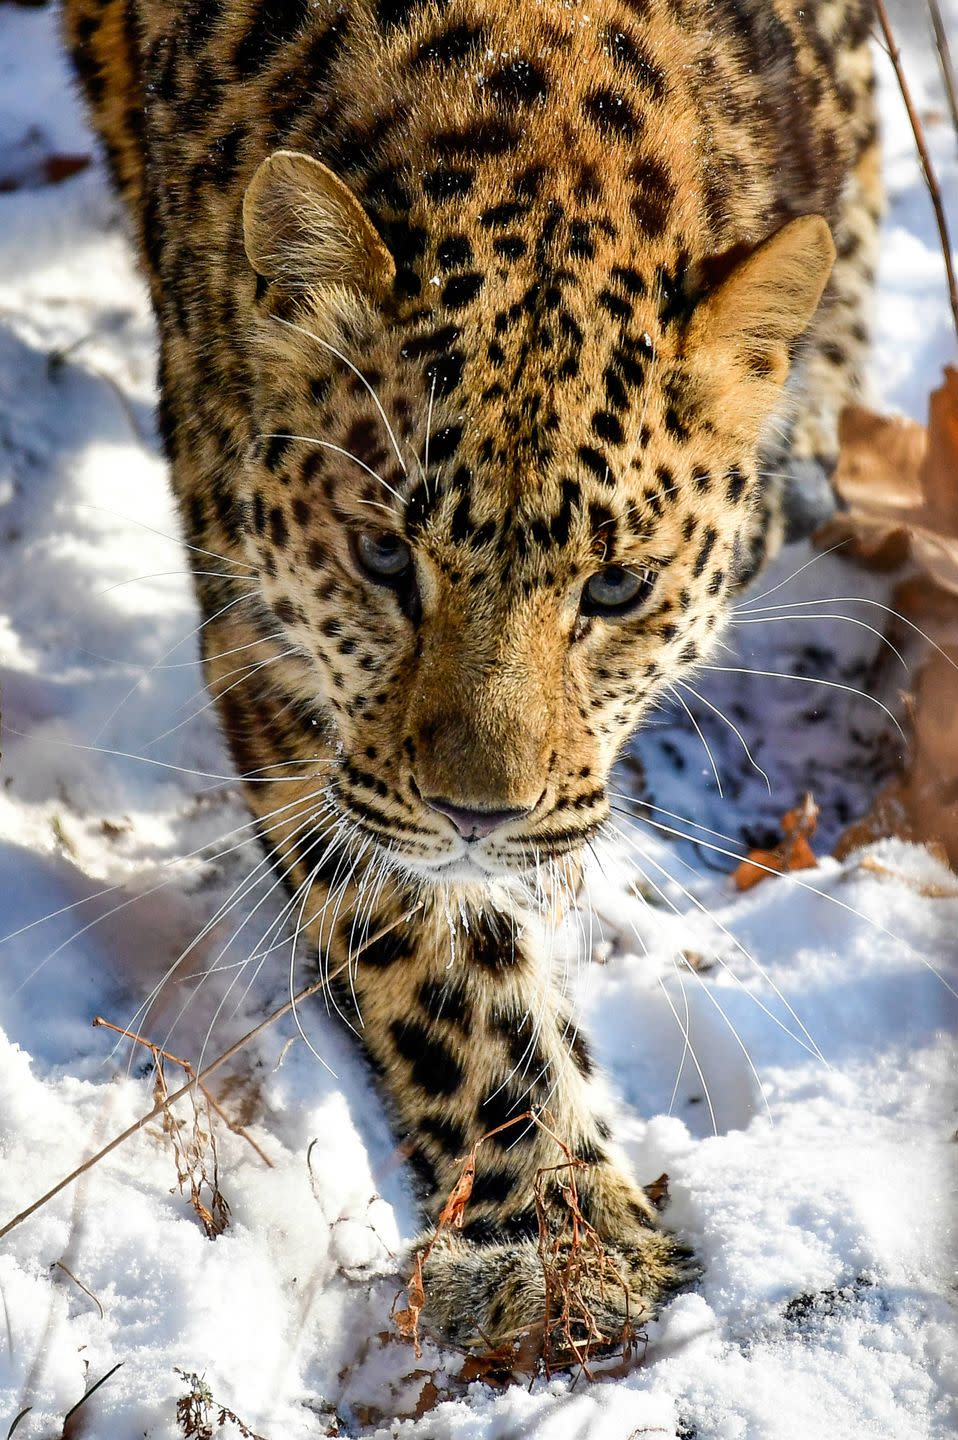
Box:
xmin=1 ymin=4 xmax=957 ymax=1437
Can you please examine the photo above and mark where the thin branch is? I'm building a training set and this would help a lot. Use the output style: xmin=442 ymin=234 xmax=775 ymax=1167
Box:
xmin=928 ymin=0 xmax=958 ymax=148
xmin=60 ymin=1362 xmax=124 ymax=1432
xmin=0 ymin=908 xmax=421 ymax=1243
xmin=875 ymin=0 xmax=958 ymax=336
xmin=53 ymin=1262 xmax=105 ymax=1321
xmin=92 ymin=1017 xmax=274 ymax=1170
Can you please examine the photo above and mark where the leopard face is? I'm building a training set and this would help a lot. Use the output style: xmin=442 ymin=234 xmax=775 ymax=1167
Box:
xmin=238 ymin=150 xmax=834 ymax=888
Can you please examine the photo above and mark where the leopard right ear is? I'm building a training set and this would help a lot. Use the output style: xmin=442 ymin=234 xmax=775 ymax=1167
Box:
xmin=687 ymin=215 xmax=836 ymax=385
xmin=243 ymin=150 xmax=396 ymax=301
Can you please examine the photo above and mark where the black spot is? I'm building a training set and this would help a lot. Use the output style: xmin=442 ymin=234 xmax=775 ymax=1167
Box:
xmin=269 ymin=507 xmax=288 ymax=547
xmin=665 ymin=407 xmax=691 ymax=443
xmin=487 ymin=58 xmax=548 ymax=106
xmin=479 ymin=201 xmax=527 ymax=228
xmin=418 ymin=977 xmax=472 ymax=1032
xmin=471 ymin=914 xmax=521 ymax=972
xmin=361 ymin=925 xmax=413 ymax=967
xmin=412 ymin=19 xmax=484 ymax=64
xmin=433 ymin=118 xmax=520 ymax=159
xmin=610 ymin=265 xmax=647 ymax=297
xmin=201 ymin=123 xmax=246 ymax=190
xmin=602 ymin=27 xmax=666 ymax=98
xmin=470 ymin=1168 xmax=520 ymax=1205
xmin=263 ymin=433 xmax=293 ymax=471
xmin=442 ymin=272 xmax=484 ymax=308
xmin=578 ymin=445 xmax=612 ymax=484
xmin=427 ymin=424 xmax=463 ymax=466
xmin=603 ymin=368 xmax=628 ymax=411
xmin=592 ymin=411 xmax=624 ymax=445
xmin=584 ymin=86 xmax=643 ymax=140
xmin=657 ymin=255 xmax=693 ymax=329
xmin=478 ymin=1081 xmax=535 ymax=1146
xmin=693 ymin=525 xmax=718 ymax=578
xmin=436 ymin=234 xmax=473 ymax=270
xmin=726 ymin=467 xmax=748 ymax=502
xmin=493 ymin=235 xmax=527 ymax=260
xmin=401 ymin=324 xmax=461 ymax=361
xmin=364 ymin=166 xmax=411 ymax=210
xmin=425 ymin=350 xmax=465 ymax=398
xmin=598 ymin=289 xmax=632 ymax=322
xmin=391 ymin=1018 xmax=464 ymax=1096
xmin=420 ymin=1113 xmax=467 ymax=1155
xmin=569 ymin=1030 xmax=594 ymax=1077
xmin=381 ymin=219 xmax=428 ymax=268
xmin=234 ymin=0 xmax=310 ymax=77
xmin=423 ymin=167 xmax=474 ymax=202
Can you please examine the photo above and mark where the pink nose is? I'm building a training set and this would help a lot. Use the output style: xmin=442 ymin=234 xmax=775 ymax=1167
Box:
xmin=422 ymin=797 xmax=532 ymax=840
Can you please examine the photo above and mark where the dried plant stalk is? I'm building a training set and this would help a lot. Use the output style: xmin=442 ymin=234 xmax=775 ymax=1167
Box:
xmin=394 ymin=1109 xmax=637 ymax=1377
xmin=0 ymin=908 xmax=421 ymax=1242
xmin=875 ymin=0 xmax=958 ymax=335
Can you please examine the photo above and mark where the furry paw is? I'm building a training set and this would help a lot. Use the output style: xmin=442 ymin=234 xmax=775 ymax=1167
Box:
xmin=415 ymin=1226 xmax=697 ymax=1353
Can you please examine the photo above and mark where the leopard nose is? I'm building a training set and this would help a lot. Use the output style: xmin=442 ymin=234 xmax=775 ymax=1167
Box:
xmin=423 ymin=797 xmax=532 ymax=840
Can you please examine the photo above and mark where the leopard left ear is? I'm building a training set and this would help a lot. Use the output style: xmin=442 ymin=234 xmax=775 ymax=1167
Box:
xmin=687 ymin=215 xmax=836 ymax=384
xmin=243 ymin=149 xmax=396 ymax=300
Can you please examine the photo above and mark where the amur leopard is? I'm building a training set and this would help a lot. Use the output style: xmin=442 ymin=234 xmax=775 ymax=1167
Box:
xmin=63 ymin=0 xmax=881 ymax=1350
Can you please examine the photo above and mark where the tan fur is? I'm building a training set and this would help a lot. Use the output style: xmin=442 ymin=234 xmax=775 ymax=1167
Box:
xmin=63 ymin=0 xmax=880 ymax=1349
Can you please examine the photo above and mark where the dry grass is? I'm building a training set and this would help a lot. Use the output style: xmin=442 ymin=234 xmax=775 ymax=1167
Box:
xmin=174 ymin=1371 xmax=269 ymax=1439
xmin=393 ymin=1109 xmax=646 ymax=1384
xmin=92 ymin=1017 xmax=266 ymax=1238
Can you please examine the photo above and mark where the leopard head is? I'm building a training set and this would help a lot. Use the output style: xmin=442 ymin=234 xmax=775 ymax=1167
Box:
xmin=238 ymin=149 xmax=834 ymax=886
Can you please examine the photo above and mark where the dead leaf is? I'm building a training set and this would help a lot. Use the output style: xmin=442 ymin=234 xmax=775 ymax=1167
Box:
xmin=44 ymin=154 xmax=91 ymax=184
xmin=835 ymin=647 xmax=958 ymax=870
xmin=413 ymin=1378 xmax=441 ymax=1419
xmin=458 ymin=1330 xmax=543 ymax=1386
xmin=733 ymin=794 xmax=819 ymax=891
xmin=643 ymin=1174 xmax=671 ymax=1211
xmin=820 ymin=372 xmax=958 ymax=871
xmin=437 ymin=1151 xmax=475 ymax=1230
xmin=820 ymin=368 xmax=958 ymax=595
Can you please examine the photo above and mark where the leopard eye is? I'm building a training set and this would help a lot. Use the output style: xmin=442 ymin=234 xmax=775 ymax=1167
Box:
xmin=581 ymin=565 xmax=656 ymax=617
xmin=355 ymin=530 xmax=413 ymax=584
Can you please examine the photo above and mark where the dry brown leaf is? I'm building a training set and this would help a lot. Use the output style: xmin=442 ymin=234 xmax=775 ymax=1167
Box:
xmin=819 ymin=372 xmax=958 ymax=871
xmin=733 ymin=794 xmax=820 ymax=892
xmin=835 ymin=647 xmax=958 ymax=870
xmin=458 ymin=1332 xmax=542 ymax=1386
xmin=44 ymin=154 xmax=91 ymax=184
xmin=393 ymin=1252 xmax=426 ymax=1358
xmin=436 ymin=1152 xmax=475 ymax=1230
xmin=819 ymin=368 xmax=958 ymax=593
xmin=644 ymin=1173 xmax=671 ymax=1212
xmin=412 ymin=1378 xmax=441 ymax=1419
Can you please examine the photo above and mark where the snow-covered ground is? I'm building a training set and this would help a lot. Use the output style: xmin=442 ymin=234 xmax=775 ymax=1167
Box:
xmin=1 ymin=5 xmax=956 ymax=1437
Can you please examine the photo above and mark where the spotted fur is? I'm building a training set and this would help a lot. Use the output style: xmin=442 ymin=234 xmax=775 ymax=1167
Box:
xmin=64 ymin=0 xmax=880 ymax=1349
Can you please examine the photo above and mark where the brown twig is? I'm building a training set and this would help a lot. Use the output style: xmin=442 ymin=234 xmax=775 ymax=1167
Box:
xmin=92 ymin=1018 xmax=274 ymax=1170
xmin=53 ymin=1262 xmax=105 ymax=1321
xmin=874 ymin=0 xmax=958 ymax=336
xmin=928 ymin=0 xmax=958 ymax=147
xmin=394 ymin=1108 xmax=634 ymax=1377
xmin=60 ymin=1362 xmax=124 ymax=1438
xmin=0 ymin=909 xmax=421 ymax=1242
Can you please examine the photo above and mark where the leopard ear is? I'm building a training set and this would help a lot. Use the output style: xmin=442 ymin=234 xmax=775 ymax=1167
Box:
xmin=688 ymin=215 xmax=836 ymax=384
xmin=243 ymin=149 xmax=395 ymax=300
